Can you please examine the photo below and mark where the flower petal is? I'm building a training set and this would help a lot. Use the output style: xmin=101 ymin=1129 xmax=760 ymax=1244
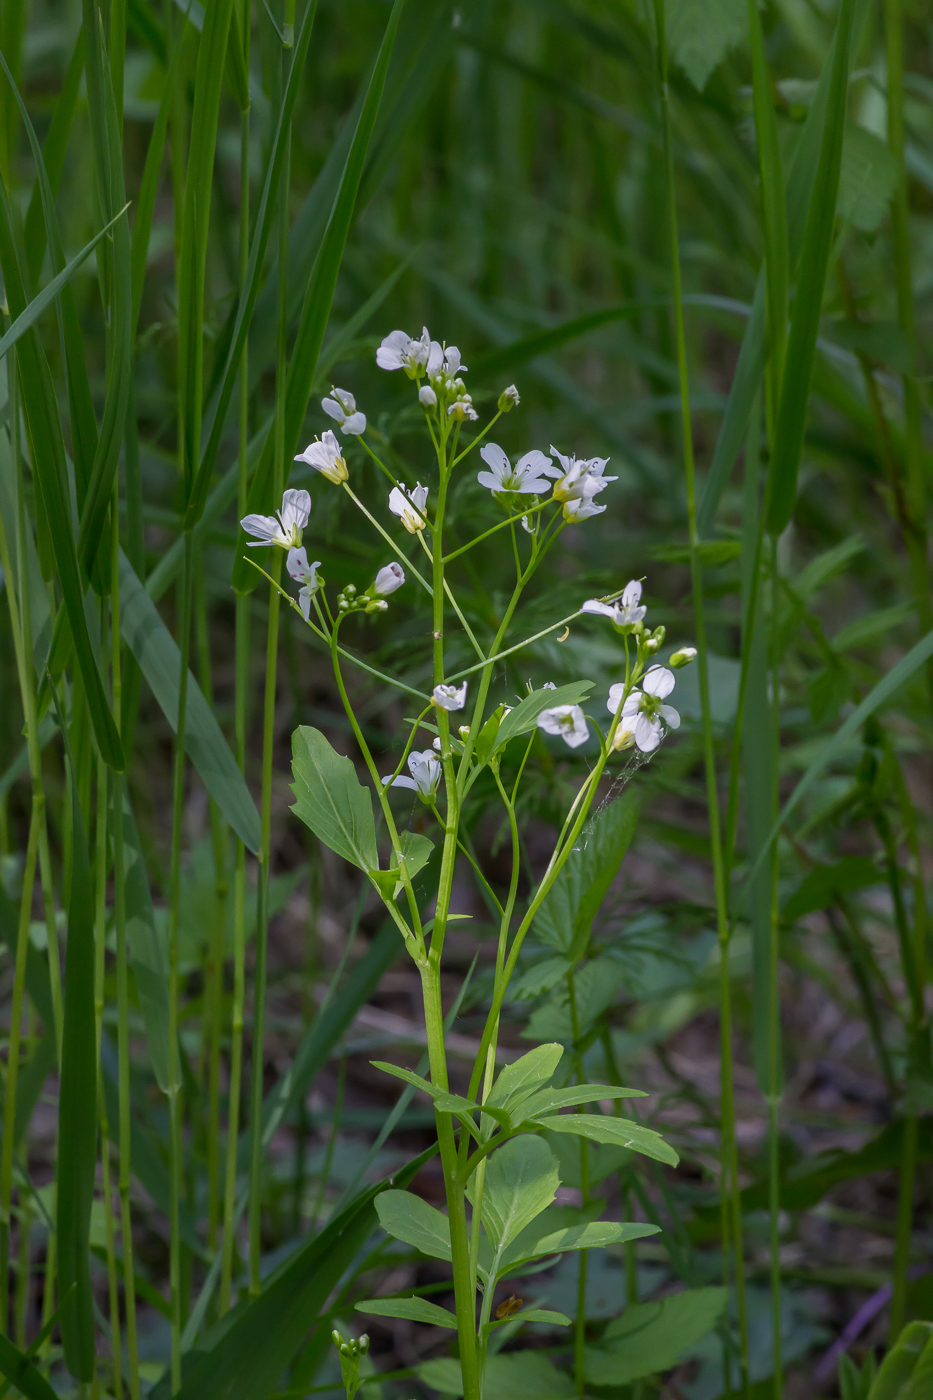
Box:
xmin=581 ymin=599 xmax=615 ymax=617
xmin=660 ymin=705 xmax=680 ymax=729
xmin=642 ymin=665 xmax=675 ymax=699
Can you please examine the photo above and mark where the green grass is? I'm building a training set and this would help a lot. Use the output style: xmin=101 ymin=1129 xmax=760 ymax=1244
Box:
xmin=1 ymin=0 xmax=932 ymax=1396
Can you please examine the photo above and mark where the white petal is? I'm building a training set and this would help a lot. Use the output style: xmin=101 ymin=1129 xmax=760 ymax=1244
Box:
xmin=634 ymin=714 xmax=661 ymax=752
xmin=606 ymin=684 xmax=626 ymax=714
xmin=621 ymin=693 xmax=641 ymax=718
xmin=660 ymin=704 xmax=680 ymax=729
xmin=299 ymin=588 xmax=313 ymax=620
xmin=642 ymin=666 xmax=675 ymax=699
xmin=480 ymin=442 xmax=509 ymax=477
xmin=287 ymin=546 xmax=310 ymax=580
xmin=386 ymin=775 xmax=417 ymax=790
xmin=280 ymin=488 xmax=312 ymax=530
xmin=621 ymin=579 xmax=642 ymax=608
xmin=477 ymin=471 xmax=502 ymax=492
xmin=427 ymin=341 xmax=445 ymax=377
xmin=321 ymin=396 xmax=344 ymax=423
xmin=240 ymin=513 xmax=278 ymax=541
xmin=342 ymin=412 xmax=366 ymax=435
xmin=581 ymin=599 xmax=615 ymax=617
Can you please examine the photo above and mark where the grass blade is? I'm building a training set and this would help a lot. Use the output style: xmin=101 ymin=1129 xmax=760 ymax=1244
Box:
xmin=0 ymin=1334 xmax=58 ymax=1400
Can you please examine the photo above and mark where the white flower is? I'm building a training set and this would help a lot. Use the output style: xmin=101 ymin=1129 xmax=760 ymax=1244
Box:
xmin=376 ymin=326 xmax=432 ymax=375
xmin=389 ymin=482 xmax=429 ymax=533
xmin=477 ymin=443 xmax=552 ymax=497
xmin=498 ymin=384 xmax=520 ymax=412
xmin=542 ymin=446 xmax=617 ymax=504
xmin=374 ymin=562 xmax=405 ymax=596
xmin=427 ymin=341 xmax=467 ymax=381
xmin=286 ymin=546 xmax=322 ymax=620
xmin=382 ymin=748 xmax=442 ymax=800
xmin=321 ymin=388 xmax=366 ymax=435
xmin=448 ymin=393 xmax=478 ymax=422
xmin=241 ymin=488 xmax=311 ymax=549
xmin=606 ymin=666 xmax=680 ymax=753
xmin=581 ymin=579 xmax=647 ymax=629
xmin=294 ymin=429 xmax=348 ymax=484
xmin=537 ymin=704 xmax=589 ymax=749
xmin=563 ymin=496 xmax=606 ymax=524
xmin=433 ymin=682 xmax=467 ymax=711
xmin=419 ymin=385 xmax=438 ymax=407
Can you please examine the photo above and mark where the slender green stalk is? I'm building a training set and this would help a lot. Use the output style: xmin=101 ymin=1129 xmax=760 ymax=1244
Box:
xmin=248 ymin=91 xmax=291 ymax=1295
xmin=650 ymin=0 xmax=749 ymax=1386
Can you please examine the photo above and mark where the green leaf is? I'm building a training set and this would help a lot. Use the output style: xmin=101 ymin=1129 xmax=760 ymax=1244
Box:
xmin=121 ymin=797 xmax=170 ymax=1091
xmin=495 ymin=682 xmax=594 ymax=750
xmin=355 ymin=1295 xmax=457 ymax=1328
xmin=783 ymin=857 xmax=883 ymax=923
xmin=486 ymin=1043 xmax=563 ymax=1114
xmin=168 ymin=1150 xmax=435 ymax=1400
xmin=420 ymin=1350 xmax=575 ymax=1399
xmin=0 ymin=1332 xmax=59 ymax=1400
xmin=537 ymin=1113 xmax=679 ymax=1167
xmin=831 ymin=603 xmax=914 ymax=653
xmin=865 ymin=1321 xmax=933 ymax=1400
xmin=517 ymin=1084 xmax=646 ymax=1123
xmin=231 ymin=0 xmax=408 ymax=588
xmin=118 ymin=553 xmax=260 ymax=852
xmin=534 ymin=792 xmax=639 ymax=959
xmin=502 ymin=1220 xmax=659 ymax=1273
xmin=522 ymin=958 xmax=627 ymax=1044
xmin=765 ymin=0 xmax=856 ymax=535
xmin=383 ymin=830 xmax=434 ymax=897
xmin=472 ymin=1136 xmax=559 ymax=1250
xmin=586 ymin=1286 xmax=728 ymax=1385
xmin=650 ymin=540 xmax=741 ymax=566
xmin=291 ymin=726 xmax=378 ymax=871
xmin=57 ymin=770 xmax=97 ymax=1380
xmin=795 ymin=535 xmax=864 ymax=598
xmin=839 ymin=124 xmax=899 ymax=233
xmin=375 ymin=1189 xmax=451 ymax=1261
xmin=507 ymin=1309 xmax=571 ymax=1327
xmin=665 ymin=0 xmax=745 ymax=90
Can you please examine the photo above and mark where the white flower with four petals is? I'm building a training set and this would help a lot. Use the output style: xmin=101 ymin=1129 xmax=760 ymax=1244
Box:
xmin=606 ymin=666 xmax=680 ymax=753
xmin=376 ymin=327 xmax=432 ymax=375
xmin=382 ymin=749 xmax=442 ymax=800
xmin=321 ymin=388 xmax=366 ymax=436
xmin=537 ymin=704 xmax=589 ymax=749
xmin=477 ymin=443 xmax=553 ymax=498
xmin=389 ymin=482 xmax=429 ymax=533
xmin=374 ymin=562 xmax=405 ymax=596
xmin=581 ymin=579 xmax=647 ymax=629
xmin=241 ymin=488 xmax=311 ymax=550
xmin=294 ymin=430 xmax=348 ymax=484
xmin=433 ymin=682 xmax=468 ymax=712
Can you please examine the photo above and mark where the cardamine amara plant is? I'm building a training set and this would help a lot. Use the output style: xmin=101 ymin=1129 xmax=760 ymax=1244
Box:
xmin=242 ymin=325 xmax=697 ymax=1399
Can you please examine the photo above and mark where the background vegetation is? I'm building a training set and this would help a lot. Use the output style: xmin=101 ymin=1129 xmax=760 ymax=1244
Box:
xmin=1 ymin=0 xmax=932 ymax=1395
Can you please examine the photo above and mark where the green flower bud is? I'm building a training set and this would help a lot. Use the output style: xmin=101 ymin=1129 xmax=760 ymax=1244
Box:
xmin=498 ymin=384 xmax=520 ymax=412
xmin=670 ymin=646 xmax=697 ymax=668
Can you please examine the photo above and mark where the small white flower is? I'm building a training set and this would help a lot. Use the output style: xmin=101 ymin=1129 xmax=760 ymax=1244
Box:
xmin=286 ymin=546 xmax=322 ymax=620
xmin=389 ymin=482 xmax=429 ymax=533
xmin=433 ymin=682 xmax=468 ymax=711
xmin=563 ymin=496 xmax=606 ymax=524
xmin=543 ymin=446 xmax=617 ymax=504
xmin=419 ymin=385 xmax=438 ymax=407
xmin=537 ymin=704 xmax=589 ymax=749
xmin=477 ymin=443 xmax=552 ymax=498
xmin=606 ymin=666 xmax=679 ymax=753
xmin=382 ymin=748 xmax=442 ymax=800
xmin=427 ymin=341 xmax=467 ymax=381
xmin=374 ymin=562 xmax=405 ymax=596
xmin=241 ymin=488 xmax=311 ymax=549
xmin=581 ymin=579 xmax=647 ymax=629
xmin=321 ymin=388 xmax=366 ymax=435
xmin=498 ymin=384 xmax=520 ymax=412
xmin=376 ymin=326 xmax=432 ymax=376
xmin=294 ymin=429 xmax=348 ymax=484
xmin=448 ymin=393 xmax=478 ymax=422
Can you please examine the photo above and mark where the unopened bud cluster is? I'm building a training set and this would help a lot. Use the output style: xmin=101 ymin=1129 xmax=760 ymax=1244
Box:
xmin=331 ymin=1330 xmax=369 ymax=1358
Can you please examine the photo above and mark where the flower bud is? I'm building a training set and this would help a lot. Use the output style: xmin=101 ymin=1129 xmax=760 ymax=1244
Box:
xmin=611 ymin=724 xmax=636 ymax=752
xmin=458 ymin=725 xmax=470 ymax=738
xmin=345 ymin=584 xmax=356 ymax=596
xmin=374 ymin=562 xmax=405 ymax=595
xmin=670 ymin=646 xmax=697 ymax=669
xmin=644 ymin=636 xmax=660 ymax=653
xmin=419 ymin=385 xmax=437 ymax=407
xmin=652 ymin=625 xmax=666 ymax=645
xmin=331 ymin=1330 xmax=342 ymax=1348
xmin=498 ymin=384 xmax=520 ymax=412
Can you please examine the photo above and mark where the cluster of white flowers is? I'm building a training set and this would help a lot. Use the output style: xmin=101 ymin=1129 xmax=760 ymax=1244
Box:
xmin=475 ymin=442 xmax=616 ymax=522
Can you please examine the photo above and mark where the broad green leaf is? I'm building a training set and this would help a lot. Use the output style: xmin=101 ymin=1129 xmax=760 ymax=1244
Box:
xmin=831 ymin=603 xmax=913 ymax=653
xmin=486 ymin=1043 xmax=563 ymax=1113
xmin=355 ymin=1296 xmax=457 ymax=1328
xmin=586 ymin=1287 xmax=728 ymax=1385
xmin=0 ymin=1333 xmax=59 ymax=1400
xmin=867 ymin=1322 xmax=933 ymax=1400
xmin=665 ymin=0 xmax=745 ymax=90
xmin=538 ymin=1113 xmax=679 ymax=1167
xmin=168 ymin=1150 xmax=435 ymax=1400
xmin=375 ymin=1189 xmax=451 ymax=1261
xmin=795 ymin=534 xmax=864 ymax=598
xmin=501 ymin=1220 xmax=659 ymax=1273
xmin=839 ymin=124 xmax=898 ymax=233
xmin=57 ymin=768 xmax=97 ymax=1380
xmin=517 ymin=1084 xmax=646 ymax=1123
xmin=782 ymin=857 xmax=883 ymax=922
xmin=506 ymin=1309 xmax=571 ymax=1327
xmin=291 ymin=726 xmax=378 ymax=872
xmin=902 ymin=1332 xmax=933 ymax=1400
xmin=379 ymin=830 xmax=434 ymax=898
xmin=495 ymin=682 xmax=594 ymax=750
xmin=122 ymin=797 xmax=170 ymax=1091
xmin=118 ymin=553 xmax=261 ymax=852
xmin=534 ymin=792 xmax=639 ymax=959
xmin=472 ymin=1136 xmax=559 ymax=1249
xmin=420 ymin=1350 xmax=575 ymax=1399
